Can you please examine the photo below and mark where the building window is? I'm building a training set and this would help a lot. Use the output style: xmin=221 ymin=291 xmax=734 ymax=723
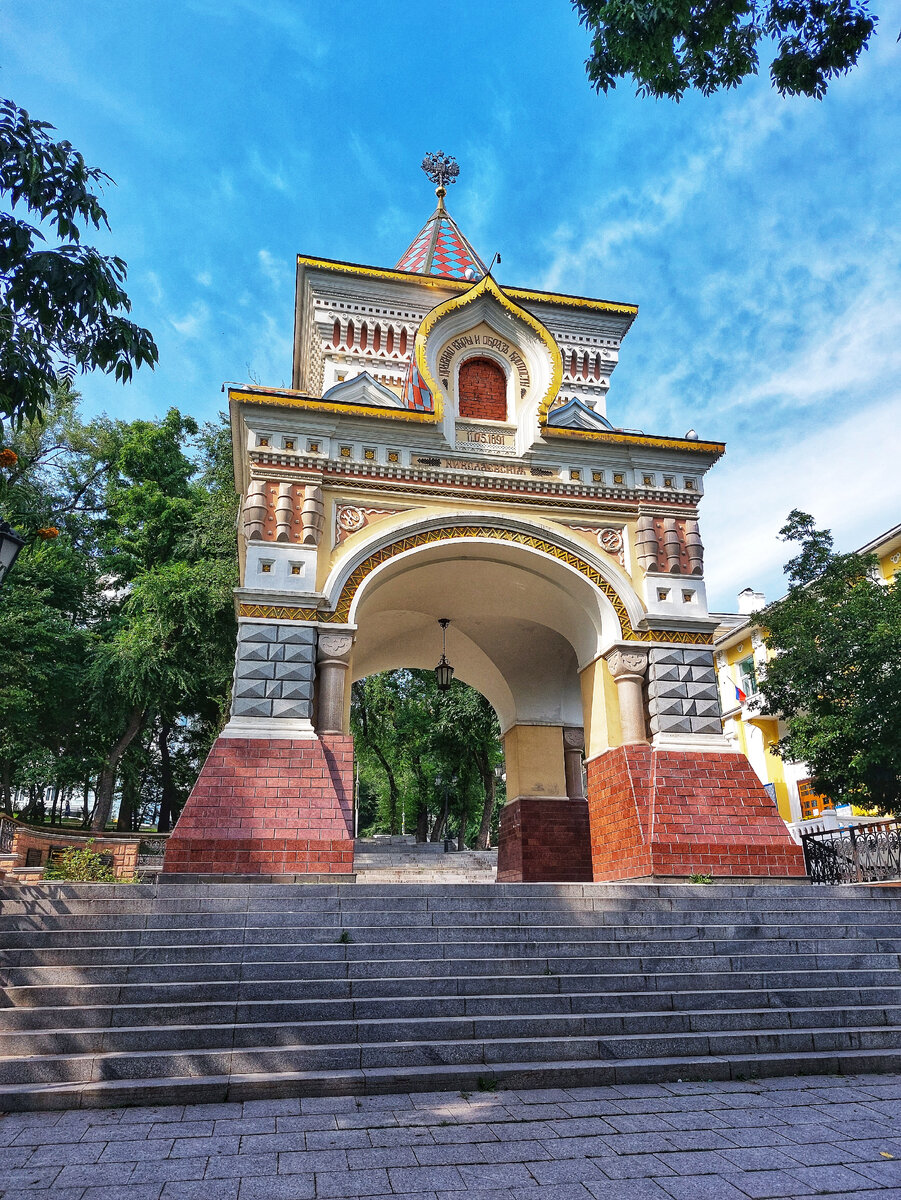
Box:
xmin=737 ymin=655 xmax=758 ymax=696
xmin=387 ymin=450 xmax=399 ymax=463
xmin=260 ymin=561 xmax=273 ymax=574
xmin=284 ymin=439 xmax=295 ymax=451
xmin=364 ymin=448 xmax=376 ymax=461
xmin=643 ymin=474 xmax=654 ymax=486
xmin=684 ymin=478 xmax=696 ymax=490
xmin=308 ymin=440 xmax=320 ymax=453
xmin=458 ymin=357 xmax=506 ymax=421
xmin=257 ymin=436 xmax=269 ymax=448
xmin=592 ymin=471 xmax=603 ymax=482
xmin=570 ymin=470 xmax=582 ymax=481
xmin=290 ymin=564 xmax=302 ymax=576
xmin=339 ymin=446 xmax=352 ymax=458
xmin=663 ymin=476 xmax=674 ymax=488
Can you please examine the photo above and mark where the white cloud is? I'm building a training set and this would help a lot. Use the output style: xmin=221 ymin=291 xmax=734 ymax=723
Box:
xmin=170 ymin=303 xmax=209 ymax=339
xmin=703 ymin=392 xmax=901 ymax=608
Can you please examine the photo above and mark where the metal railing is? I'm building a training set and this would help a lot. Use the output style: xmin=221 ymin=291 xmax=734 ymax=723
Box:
xmin=801 ymin=819 xmax=901 ymax=885
xmin=136 ymin=835 xmax=169 ymax=875
xmin=0 ymin=817 xmax=15 ymax=854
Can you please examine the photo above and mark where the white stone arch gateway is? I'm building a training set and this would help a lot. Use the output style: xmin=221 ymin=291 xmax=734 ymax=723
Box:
xmin=163 ymin=184 xmax=804 ymax=883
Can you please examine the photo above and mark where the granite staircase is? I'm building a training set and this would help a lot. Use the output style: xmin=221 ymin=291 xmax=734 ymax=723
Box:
xmin=1 ymin=881 xmax=900 ymax=1111
xmin=353 ymin=835 xmax=497 ymax=882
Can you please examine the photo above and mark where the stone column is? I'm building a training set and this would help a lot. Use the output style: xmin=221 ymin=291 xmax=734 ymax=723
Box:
xmin=604 ymin=647 xmax=649 ymax=744
xmin=316 ymin=632 xmax=354 ymax=734
xmin=563 ymin=727 xmax=586 ymax=800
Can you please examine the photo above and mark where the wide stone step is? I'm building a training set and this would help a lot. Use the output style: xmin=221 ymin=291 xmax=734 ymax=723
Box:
xmin=5 ymin=966 xmax=901 ymax=1012
xmin=6 ymin=1000 xmax=901 ymax=1057
xmin=5 ymin=939 xmax=901 ymax=987
xmin=3 ymin=1044 xmax=900 ymax=1111
xmin=4 ymin=1022 xmax=901 ymax=1087
xmin=6 ymin=978 xmax=901 ymax=1033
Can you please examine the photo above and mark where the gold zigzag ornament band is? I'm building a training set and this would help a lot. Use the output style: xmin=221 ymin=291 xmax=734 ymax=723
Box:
xmin=238 ymin=526 xmax=714 ymax=645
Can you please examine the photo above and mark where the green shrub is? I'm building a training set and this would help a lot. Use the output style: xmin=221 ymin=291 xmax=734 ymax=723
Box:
xmin=43 ymin=841 xmax=119 ymax=882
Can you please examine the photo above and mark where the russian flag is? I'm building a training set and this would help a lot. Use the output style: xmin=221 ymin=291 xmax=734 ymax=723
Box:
xmin=734 ymin=683 xmax=747 ymax=704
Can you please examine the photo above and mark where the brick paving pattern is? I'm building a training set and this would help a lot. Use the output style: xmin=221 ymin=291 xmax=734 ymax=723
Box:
xmin=4 ymin=1073 xmax=901 ymax=1199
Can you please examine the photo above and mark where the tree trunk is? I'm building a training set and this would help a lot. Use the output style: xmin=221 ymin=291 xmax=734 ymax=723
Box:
xmin=369 ymin=744 xmax=399 ymax=834
xmin=475 ymin=766 xmax=496 ymax=851
xmin=430 ymin=807 xmax=446 ymax=843
xmin=92 ymin=707 xmax=144 ymax=831
xmin=49 ymin=784 xmax=60 ymax=826
xmin=157 ymin=723 xmax=176 ymax=832
xmin=0 ymin=763 xmax=12 ymax=815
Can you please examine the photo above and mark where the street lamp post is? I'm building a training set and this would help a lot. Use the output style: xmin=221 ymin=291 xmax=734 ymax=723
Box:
xmin=0 ymin=521 xmax=26 ymax=588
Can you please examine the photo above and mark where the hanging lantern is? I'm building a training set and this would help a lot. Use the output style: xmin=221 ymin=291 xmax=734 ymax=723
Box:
xmin=434 ymin=617 xmax=455 ymax=691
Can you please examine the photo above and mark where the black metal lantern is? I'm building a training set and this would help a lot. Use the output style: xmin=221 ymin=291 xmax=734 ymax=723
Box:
xmin=0 ymin=521 xmax=25 ymax=588
xmin=434 ymin=617 xmax=455 ymax=692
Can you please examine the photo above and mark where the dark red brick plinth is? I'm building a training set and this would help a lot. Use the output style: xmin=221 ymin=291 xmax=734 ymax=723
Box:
xmin=586 ymin=745 xmax=806 ymax=881
xmin=163 ymin=734 xmax=354 ymax=875
xmin=497 ymin=798 xmax=593 ymax=883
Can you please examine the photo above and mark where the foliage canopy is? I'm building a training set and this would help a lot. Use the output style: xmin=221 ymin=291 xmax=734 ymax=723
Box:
xmin=757 ymin=510 xmax=901 ymax=812
xmin=573 ymin=0 xmax=878 ymax=99
xmin=0 ymin=98 xmax=157 ymax=430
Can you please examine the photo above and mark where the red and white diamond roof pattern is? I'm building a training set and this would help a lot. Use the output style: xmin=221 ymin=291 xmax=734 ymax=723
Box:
xmin=395 ymin=208 xmax=487 ymax=281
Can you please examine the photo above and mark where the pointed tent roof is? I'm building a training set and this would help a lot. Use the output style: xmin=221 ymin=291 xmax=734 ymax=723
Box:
xmin=396 ymin=155 xmax=488 ymax=281
xmin=396 ymin=197 xmax=487 ymax=281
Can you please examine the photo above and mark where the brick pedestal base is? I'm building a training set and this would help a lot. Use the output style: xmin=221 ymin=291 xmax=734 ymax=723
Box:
xmin=162 ymin=734 xmax=354 ymax=875
xmin=586 ymin=745 xmax=806 ymax=881
xmin=497 ymin=798 xmax=593 ymax=883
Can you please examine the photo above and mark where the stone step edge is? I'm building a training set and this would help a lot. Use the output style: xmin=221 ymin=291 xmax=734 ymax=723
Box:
xmin=6 ymin=985 xmax=899 ymax=1021
xmin=5 ymin=1024 xmax=901 ymax=1071
xmin=4 ymin=1002 xmax=900 ymax=1043
xmin=0 ymin=1047 xmax=899 ymax=1111
xmin=7 ymin=966 xmax=901 ymax=998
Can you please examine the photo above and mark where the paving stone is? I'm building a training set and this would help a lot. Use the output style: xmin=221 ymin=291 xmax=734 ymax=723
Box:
xmin=585 ymin=1183 xmax=674 ymax=1200
xmin=721 ymin=1169 xmax=819 ymax=1198
xmin=25 ymin=1142 xmax=104 ymax=1166
xmin=527 ymin=1158 xmax=608 ymax=1183
xmin=55 ymin=1163 xmax=134 ymax=1189
xmin=387 ymin=1165 xmax=465 ymax=1191
xmin=656 ymin=1177 xmax=750 ymax=1200
xmin=238 ymin=1177 xmax=315 ymax=1200
xmin=314 ymin=1168 xmax=391 ymax=1197
xmin=160 ymin=1182 xmax=239 ymax=1200
xmin=786 ymin=1164 xmax=877 ymax=1193
xmin=242 ymin=1100 xmax=302 ymax=1118
xmin=0 ymin=1167 xmax=62 ymax=1189
xmin=81 ymin=1186 xmax=163 ymax=1200
xmin=171 ymin=1136 xmax=240 ymax=1159
xmin=0 ymin=1191 xmax=87 ymax=1200
xmin=98 ymin=1138 xmax=175 ymax=1162
xmin=599 ymin=1155 xmax=676 ymax=1179
xmin=277 ymin=1150 xmax=349 ymax=1174
xmin=204 ymin=1154 xmax=278 ymax=1179
xmin=304 ymin=1130 xmax=370 ymax=1151
xmin=130 ymin=1157 xmax=209 ymax=1183
xmin=477 ymin=1139 xmax=556 ymax=1164
xmin=652 ymin=1151 xmax=734 ymax=1175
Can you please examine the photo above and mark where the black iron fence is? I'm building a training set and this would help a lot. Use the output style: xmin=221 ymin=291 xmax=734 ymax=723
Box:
xmin=801 ymin=819 xmax=901 ymax=885
xmin=0 ymin=817 xmax=14 ymax=854
xmin=136 ymin=835 xmax=169 ymax=876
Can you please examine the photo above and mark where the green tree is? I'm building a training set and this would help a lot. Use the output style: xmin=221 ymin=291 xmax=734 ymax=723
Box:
xmin=0 ymin=97 xmax=157 ymax=430
xmin=351 ymin=670 xmax=504 ymax=846
xmin=573 ymin=0 xmax=878 ymax=100
xmin=756 ymin=510 xmax=901 ymax=811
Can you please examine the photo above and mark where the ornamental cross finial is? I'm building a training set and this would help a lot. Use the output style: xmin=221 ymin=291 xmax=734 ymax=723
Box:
xmin=421 ymin=151 xmax=459 ymax=191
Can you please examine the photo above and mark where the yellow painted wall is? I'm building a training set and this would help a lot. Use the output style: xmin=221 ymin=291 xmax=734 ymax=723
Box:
xmin=580 ymin=657 xmax=623 ymax=759
xmin=503 ymin=724 xmax=567 ymax=801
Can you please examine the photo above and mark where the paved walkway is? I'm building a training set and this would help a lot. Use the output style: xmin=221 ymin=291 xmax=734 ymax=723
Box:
xmin=3 ymin=1074 xmax=901 ymax=1200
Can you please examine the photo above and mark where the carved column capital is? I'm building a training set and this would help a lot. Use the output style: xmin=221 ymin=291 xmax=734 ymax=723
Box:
xmin=604 ymin=646 xmax=649 ymax=682
xmin=317 ymin=632 xmax=354 ymax=663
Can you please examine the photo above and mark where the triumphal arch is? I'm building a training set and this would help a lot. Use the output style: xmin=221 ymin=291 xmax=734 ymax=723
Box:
xmin=164 ymin=154 xmax=802 ymax=882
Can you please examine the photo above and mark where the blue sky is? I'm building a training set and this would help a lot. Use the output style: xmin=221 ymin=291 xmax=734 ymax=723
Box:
xmin=3 ymin=0 xmax=900 ymax=609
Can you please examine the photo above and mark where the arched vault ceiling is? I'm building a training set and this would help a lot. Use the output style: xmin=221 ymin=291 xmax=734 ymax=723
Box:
xmin=349 ymin=546 xmax=605 ymax=732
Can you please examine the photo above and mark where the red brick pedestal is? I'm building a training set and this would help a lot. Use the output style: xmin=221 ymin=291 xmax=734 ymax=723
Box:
xmin=586 ymin=745 xmax=806 ymax=881
xmin=497 ymin=798 xmax=593 ymax=883
xmin=162 ymin=734 xmax=354 ymax=875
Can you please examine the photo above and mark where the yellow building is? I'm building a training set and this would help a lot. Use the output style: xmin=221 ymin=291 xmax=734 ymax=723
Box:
xmin=713 ymin=521 xmax=901 ymax=826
